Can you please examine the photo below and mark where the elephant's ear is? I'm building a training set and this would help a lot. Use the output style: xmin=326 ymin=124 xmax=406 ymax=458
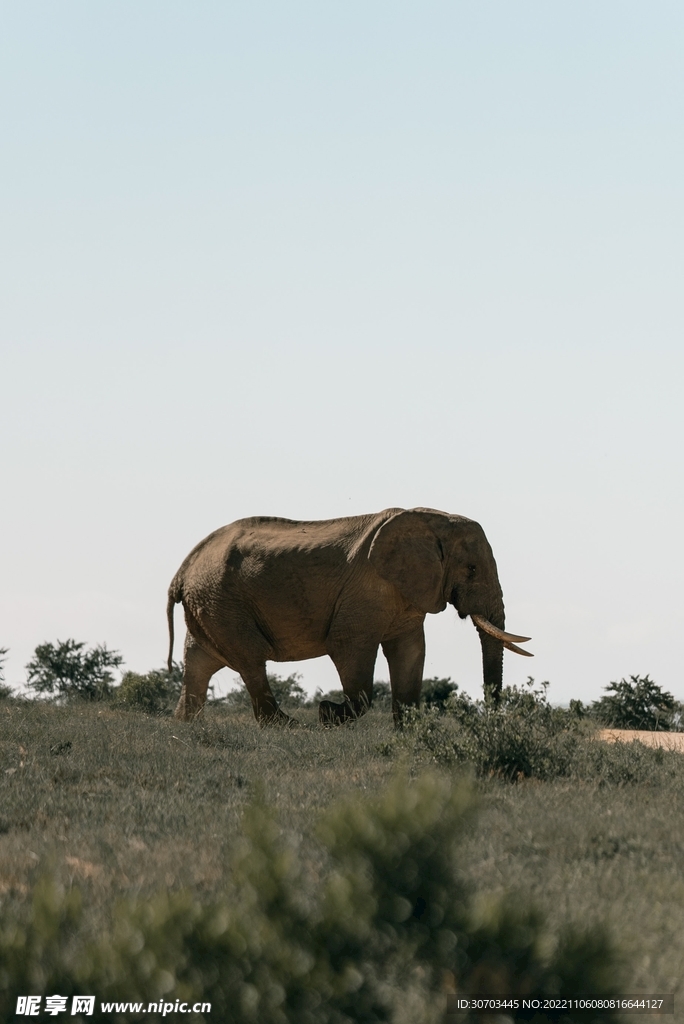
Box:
xmin=367 ymin=510 xmax=446 ymax=614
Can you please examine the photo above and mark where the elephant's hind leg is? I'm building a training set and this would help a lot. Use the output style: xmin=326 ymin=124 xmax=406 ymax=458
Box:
xmin=238 ymin=663 xmax=293 ymax=725
xmin=174 ymin=635 xmax=224 ymax=721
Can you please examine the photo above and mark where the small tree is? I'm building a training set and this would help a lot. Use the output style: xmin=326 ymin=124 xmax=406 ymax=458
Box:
xmin=372 ymin=680 xmax=392 ymax=707
xmin=113 ymin=662 xmax=183 ymax=714
xmin=592 ymin=674 xmax=677 ymax=731
xmin=0 ymin=647 xmax=11 ymax=698
xmin=422 ymin=676 xmax=458 ymax=711
xmin=26 ymin=639 xmax=123 ymax=701
xmin=223 ymin=672 xmax=306 ymax=709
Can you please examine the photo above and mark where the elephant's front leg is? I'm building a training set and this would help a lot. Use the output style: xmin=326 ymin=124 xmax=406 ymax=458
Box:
xmin=321 ymin=642 xmax=379 ymax=726
xmin=382 ymin=624 xmax=426 ymax=726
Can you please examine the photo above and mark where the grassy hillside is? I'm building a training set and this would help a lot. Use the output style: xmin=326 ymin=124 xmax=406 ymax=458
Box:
xmin=0 ymin=701 xmax=398 ymax=921
xmin=0 ymin=696 xmax=682 ymax=1020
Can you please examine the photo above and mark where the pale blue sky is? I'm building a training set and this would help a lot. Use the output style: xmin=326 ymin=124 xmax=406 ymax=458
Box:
xmin=2 ymin=2 xmax=683 ymax=702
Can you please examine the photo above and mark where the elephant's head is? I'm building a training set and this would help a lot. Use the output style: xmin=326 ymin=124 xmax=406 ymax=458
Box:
xmin=368 ymin=508 xmax=532 ymax=702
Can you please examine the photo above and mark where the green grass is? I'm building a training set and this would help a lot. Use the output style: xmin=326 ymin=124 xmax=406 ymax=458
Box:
xmin=458 ymin=781 xmax=684 ymax=997
xmin=0 ymin=701 xmax=396 ymax=928
xmin=0 ymin=696 xmax=683 ymax=1020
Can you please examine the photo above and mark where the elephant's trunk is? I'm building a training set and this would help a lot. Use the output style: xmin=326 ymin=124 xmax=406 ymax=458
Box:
xmin=472 ymin=603 xmax=534 ymax=702
xmin=471 ymin=595 xmax=505 ymax=704
xmin=479 ymin=631 xmax=504 ymax=705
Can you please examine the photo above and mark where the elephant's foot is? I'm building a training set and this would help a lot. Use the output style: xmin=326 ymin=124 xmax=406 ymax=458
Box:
xmin=319 ymin=698 xmax=366 ymax=727
xmin=257 ymin=706 xmax=298 ymax=728
xmin=174 ymin=696 xmax=205 ymax=721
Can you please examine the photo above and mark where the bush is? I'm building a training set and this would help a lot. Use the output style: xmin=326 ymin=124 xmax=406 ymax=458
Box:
xmin=400 ymin=678 xmax=582 ymax=781
xmin=371 ymin=680 xmax=392 ymax=708
xmin=307 ymin=682 xmax=393 ymax=709
xmin=0 ymin=773 xmax=622 ymax=1023
xmin=223 ymin=673 xmax=307 ymax=710
xmin=591 ymin=674 xmax=681 ymax=731
xmin=308 ymin=679 xmax=457 ymax=714
xmin=569 ymin=735 xmax=682 ymax=786
xmin=0 ymin=646 xmax=11 ymax=698
xmin=394 ymin=679 xmax=684 ymax=787
xmin=112 ymin=662 xmax=183 ymax=714
xmin=25 ymin=640 xmax=123 ymax=701
xmin=421 ymin=676 xmax=458 ymax=712
xmin=259 ymin=677 xmax=457 ymax=715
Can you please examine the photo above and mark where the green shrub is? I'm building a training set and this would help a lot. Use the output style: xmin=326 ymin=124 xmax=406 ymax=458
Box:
xmin=395 ymin=678 xmax=684 ymax=788
xmin=0 ymin=646 xmax=11 ymax=698
xmin=421 ymin=677 xmax=458 ymax=711
xmin=112 ymin=662 xmax=183 ymax=714
xmin=370 ymin=680 xmax=392 ymax=707
xmin=308 ymin=686 xmax=346 ymax=707
xmin=591 ymin=674 xmax=681 ymax=731
xmin=0 ymin=773 xmax=622 ymax=1023
xmin=222 ymin=673 xmax=307 ymax=711
xmin=309 ymin=679 xmax=457 ymax=714
xmin=25 ymin=639 xmax=123 ymax=701
xmin=570 ymin=735 xmax=684 ymax=786
xmin=401 ymin=679 xmax=583 ymax=781
xmin=308 ymin=682 xmax=393 ymax=709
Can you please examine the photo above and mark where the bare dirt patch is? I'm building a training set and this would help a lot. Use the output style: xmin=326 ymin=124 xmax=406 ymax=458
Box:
xmin=597 ymin=728 xmax=684 ymax=751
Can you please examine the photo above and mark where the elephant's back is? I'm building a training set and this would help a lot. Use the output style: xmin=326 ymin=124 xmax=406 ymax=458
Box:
xmin=171 ymin=509 xmax=401 ymax=596
xmin=204 ymin=512 xmax=395 ymax=557
xmin=228 ymin=514 xmax=374 ymax=554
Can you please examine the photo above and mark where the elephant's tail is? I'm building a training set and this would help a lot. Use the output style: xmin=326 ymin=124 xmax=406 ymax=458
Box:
xmin=167 ymin=581 xmax=182 ymax=672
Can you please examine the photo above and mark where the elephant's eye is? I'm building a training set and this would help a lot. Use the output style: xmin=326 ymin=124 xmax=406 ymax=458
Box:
xmin=467 ymin=564 xmax=477 ymax=578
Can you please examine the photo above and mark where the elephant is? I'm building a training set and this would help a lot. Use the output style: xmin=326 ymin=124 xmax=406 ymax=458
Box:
xmin=166 ymin=507 xmax=532 ymax=726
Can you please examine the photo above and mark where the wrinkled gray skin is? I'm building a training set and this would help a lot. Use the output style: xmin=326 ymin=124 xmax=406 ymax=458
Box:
xmin=167 ymin=507 xmax=509 ymax=726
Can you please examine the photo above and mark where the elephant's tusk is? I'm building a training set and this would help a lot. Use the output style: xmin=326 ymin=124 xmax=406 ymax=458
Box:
xmin=471 ymin=614 xmax=531 ymax=644
xmin=503 ymin=641 xmax=534 ymax=657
